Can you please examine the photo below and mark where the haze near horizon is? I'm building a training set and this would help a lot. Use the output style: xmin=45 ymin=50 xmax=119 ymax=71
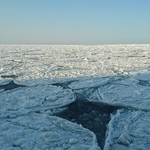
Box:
xmin=0 ymin=0 xmax=150 ymax=44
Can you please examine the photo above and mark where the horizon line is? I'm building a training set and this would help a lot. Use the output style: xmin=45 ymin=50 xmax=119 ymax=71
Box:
xmin=0 ymin=43 xmax=150 ymax=46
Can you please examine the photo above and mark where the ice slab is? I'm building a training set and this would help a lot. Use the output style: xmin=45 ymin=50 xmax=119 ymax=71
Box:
xmin=0 ymin=83 xmax=75 ymax=118
xmin=68 ymin=77 xmax=109 ymax=90
xmin=71 ymin=75 xmax=150 ymax=111
xmin=104 ymin=109 xmax=150 ymax=150
xmin=0 ymin=113 xmax=100 ymax=150
xmin=97 ymin=77 xmax=150 ymax=110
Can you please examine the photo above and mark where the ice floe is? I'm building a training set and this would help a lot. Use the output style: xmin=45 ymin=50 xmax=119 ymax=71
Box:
xmin=0 ymin=81 xmax=76 ymax=118
xmin=104 ymin=109 xmax=150 ymax=150
xmin=68 ymin=77 xmax=109 ymax=90
xmin=0 ymin=113 xmax=100 ymax=150
xmin=71 ymin=74 xmax=150 ymax=111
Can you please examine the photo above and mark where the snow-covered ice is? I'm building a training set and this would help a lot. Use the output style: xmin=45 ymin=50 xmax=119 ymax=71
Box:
xmin=0 ymin=45 xmax=150 ymax=149
xmin=0 ymin=81 xmax=76 ymax=118
xmin=0 ymin=113 xmax=99 ymax=150
xmin=0 ymin=44 xmax=150 ymax=81
xmin=104 ymin=109 xmax=150 ymax=150
xmin=71 ymin=74 xmax=150 ymax=111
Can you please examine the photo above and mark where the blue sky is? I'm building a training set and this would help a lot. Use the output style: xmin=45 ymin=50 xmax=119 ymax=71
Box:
xmin=0 ymin=0 xmax=150 ymax=44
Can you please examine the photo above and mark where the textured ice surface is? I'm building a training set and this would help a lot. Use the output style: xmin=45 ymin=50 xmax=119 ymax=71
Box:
xmin=0 ymin=113 xmax=100 ymax=150
xmin=0 ymin=45 xmax=150 ymax=149
xmin=70 ymin=73 xmax=150 ymax=111
xmin=0 ymin=44 xmax=150 ymax=81
xmin=68 ymin=77 xmax=110 ymax=90
xmin=104 ymin=109 xmax=150 ymax=150
xmin=0 ymin=81 xmax=76 ymax=118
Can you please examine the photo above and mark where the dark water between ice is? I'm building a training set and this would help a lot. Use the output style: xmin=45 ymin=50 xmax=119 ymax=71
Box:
xmin=0 ymin=80 xmax=26 ymax=91
xmin=55 ymin=100 xmax=118 ymax=149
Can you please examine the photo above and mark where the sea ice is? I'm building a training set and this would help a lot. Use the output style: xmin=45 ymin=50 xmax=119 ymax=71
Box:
xmin=0 ymin=81 xmax=76 ymax=118
xmin=104 ymin=109 xmax=150 ymax=150
xmin=71 ymin=75 xmax=150 ymax=111
xmin=0 ymin=45 xmax=150 ymax=149
xmin=0 ymin=113 xmax=100 ymax=150
xmin=0 ymin=44 xmax=150 ymax=80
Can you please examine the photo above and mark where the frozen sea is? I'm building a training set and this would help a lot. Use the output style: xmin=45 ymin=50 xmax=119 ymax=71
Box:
xmin=0 ymin=44 xmax=150 ymax=150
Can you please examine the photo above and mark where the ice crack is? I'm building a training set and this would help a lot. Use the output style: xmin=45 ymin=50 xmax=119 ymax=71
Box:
xmin=55 ymin=100 xmax=118 ymax=149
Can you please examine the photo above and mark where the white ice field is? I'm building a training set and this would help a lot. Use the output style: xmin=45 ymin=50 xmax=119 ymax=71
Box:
xmin=0 ymin=45 xmax=150 ymax=150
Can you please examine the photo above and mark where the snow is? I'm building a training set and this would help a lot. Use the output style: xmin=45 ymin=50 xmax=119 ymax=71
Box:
xmin=0 ymin=44 xmax=150 ymax=149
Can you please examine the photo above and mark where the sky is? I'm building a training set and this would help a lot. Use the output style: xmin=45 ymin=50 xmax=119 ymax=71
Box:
xmin=0 ymin=0 xmax=150 ymax=44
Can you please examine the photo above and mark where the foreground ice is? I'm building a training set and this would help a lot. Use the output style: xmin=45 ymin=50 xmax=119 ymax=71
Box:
xmin=104 ymin=109 xmax=150 ymax=150
xmin=0 ymin=45 xmax=150 ymax=149
xmin=0 ymin=81 xmax=75 ymax=118
xmin=0 ymin=72 xmax=150 ymax=149
xmin=0 ymin=113 xmax=100 ymax=150
xmin=70 ymin=72 xmax=150 ymax=111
